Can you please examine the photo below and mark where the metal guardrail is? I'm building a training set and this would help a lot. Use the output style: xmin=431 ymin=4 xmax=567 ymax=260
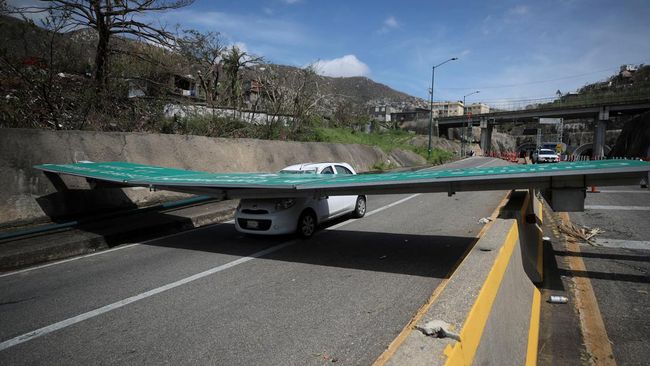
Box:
xmin=489 ymin=89 xmax=650 ymax=112
xmin=0 ymin=195 xmax=214 ymax=241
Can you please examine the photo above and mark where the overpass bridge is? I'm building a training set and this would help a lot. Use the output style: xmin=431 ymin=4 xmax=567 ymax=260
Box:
xmin=436 ymin=93 xmax=650 ymax=158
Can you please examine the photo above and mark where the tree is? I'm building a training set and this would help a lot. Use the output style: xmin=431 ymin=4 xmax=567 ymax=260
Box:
xmin=221 ymin=45 xmax=262 ymax=111
xmin=0 ymin=8 xmax=73 ymax=129
xmin=14 ymin=0 xmax=193 ymax=89
xmin=175 ymin=29 xmax=224 ymax=106
xmin=286 ymin=65 xmax=322 ymax=136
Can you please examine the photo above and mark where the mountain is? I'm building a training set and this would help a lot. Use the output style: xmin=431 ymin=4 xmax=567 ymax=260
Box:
xmin=0 ymin=14 xmax=426 ymax=114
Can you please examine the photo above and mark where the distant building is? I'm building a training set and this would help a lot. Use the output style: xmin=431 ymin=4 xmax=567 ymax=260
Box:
xmin=372 ymin=105 xmax=398 ymax=122
xmin=620 ymin=64 xmax=638 ymax=73
xmin=391 ymin=107 xmax=430 ymax=123
xmin=464 ymin=102 xmax=490 ymax=115
xmin=432 ymin=101 xmax=464 ymax=117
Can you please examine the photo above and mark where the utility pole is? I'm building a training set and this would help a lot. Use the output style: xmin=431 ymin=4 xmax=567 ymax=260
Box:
xmin=428 ymin=57 xmax=458 ymax=160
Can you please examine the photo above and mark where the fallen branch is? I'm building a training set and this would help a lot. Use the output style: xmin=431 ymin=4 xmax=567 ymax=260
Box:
xmin=559 ymin=222 xmax=605 ymax=245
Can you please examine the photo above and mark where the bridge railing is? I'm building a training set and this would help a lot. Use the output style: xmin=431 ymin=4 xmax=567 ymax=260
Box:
xmin=482 ymin=87 xmax=650 ymax=113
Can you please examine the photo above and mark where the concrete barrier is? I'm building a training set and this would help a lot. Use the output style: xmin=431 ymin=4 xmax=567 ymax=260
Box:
xmin=381 ymin=190 xmax=543 ymax=366
xmin=0 ymin=128 xmax=425 ymax=227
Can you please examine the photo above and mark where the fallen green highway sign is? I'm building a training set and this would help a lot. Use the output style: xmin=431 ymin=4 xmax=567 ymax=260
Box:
xmin=34 ymin=159 xmax=650 ymax=211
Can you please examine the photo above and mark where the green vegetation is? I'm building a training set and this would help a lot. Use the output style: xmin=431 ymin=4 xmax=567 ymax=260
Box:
xmin=370 ymin=160 xmax=397 ymax=171
xmin=308 ymin=128 xmax=454 ymax=165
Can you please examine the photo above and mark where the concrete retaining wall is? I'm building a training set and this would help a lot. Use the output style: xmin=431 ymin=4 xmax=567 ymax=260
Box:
xmin=385 ymin=190 xmax=543 ymax=366
xmin=0 ymin=128 xmax=425 ymax=227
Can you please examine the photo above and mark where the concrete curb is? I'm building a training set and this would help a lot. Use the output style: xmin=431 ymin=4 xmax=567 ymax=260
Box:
xmin=382 ymin=190 xmax=543 ymax=366
xmin=0 ymin=200 xmax=237 ymax=272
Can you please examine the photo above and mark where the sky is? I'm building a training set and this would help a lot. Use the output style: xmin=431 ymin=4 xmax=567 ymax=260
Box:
xmin=8 ymin=0 xmax=650 ymax=105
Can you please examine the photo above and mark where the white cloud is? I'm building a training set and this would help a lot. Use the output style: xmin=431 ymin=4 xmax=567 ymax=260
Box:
xmin=282 ymin=0 xmax=301 ymax=4
xmin=232 ymin=42 xmax=248 ymax=53
xmin=507 ymin=5 xmax=530 ymax=16
xmin=312 ymin=55 xmax=370 ymax=77
xmin=384 ymin=16 xmax=399 ymax=29
xmin=378 ymin=15 xmax=400 ymax=34
xmin=161 ymin=10 xmax=307 ymax=47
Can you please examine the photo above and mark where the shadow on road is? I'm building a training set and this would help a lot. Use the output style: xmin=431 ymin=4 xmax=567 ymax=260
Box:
xmin=554 ymin=249 xmax=650 ymax=263
xmin=139 ymin=221 xmax=474 ymax=279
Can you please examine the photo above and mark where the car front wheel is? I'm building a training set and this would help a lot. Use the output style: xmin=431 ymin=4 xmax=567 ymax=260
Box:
xmin=352 ymin=196 xmax=367 ymax=218
xmin=297 ymin=210 xmax=317 ymax=238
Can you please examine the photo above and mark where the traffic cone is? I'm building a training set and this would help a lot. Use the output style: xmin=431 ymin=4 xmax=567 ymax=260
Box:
xmin=590 ymin=186 xmax=600 ymax=193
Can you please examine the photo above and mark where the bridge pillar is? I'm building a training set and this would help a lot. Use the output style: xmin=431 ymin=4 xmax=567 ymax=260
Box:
xmin=480 ymin=118 xmax=493 ymax=155
xmin=592 ymin=106 xmax=609 ymax=159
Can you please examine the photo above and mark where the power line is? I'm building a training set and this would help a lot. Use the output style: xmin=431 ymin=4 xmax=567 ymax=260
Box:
xmin=439 ymin=66 xmax=620 ymax=90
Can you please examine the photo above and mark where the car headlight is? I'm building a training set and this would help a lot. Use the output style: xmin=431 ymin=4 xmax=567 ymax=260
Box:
xmin=275 ymin=198 xmax=296 ymax=211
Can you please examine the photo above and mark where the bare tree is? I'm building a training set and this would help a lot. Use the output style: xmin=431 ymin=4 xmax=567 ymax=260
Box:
xmin=0 ymin=8 xmax=72 ymax=129
xmin=175 ymin=29 xmax=224 ymax=106
xmin=14 ymin=0 xmax=193 ymax=89
xmin=287 ymin=65 xmax=323 ymax=135
xmin=221 ymin=45 xmax=262 ymax=111
xmin=254 ymin=65 xmax=288 ymax=138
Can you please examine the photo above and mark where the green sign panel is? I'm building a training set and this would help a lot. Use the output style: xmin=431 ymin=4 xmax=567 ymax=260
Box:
xmin=35 ymin=160 xmax=650 ymax=189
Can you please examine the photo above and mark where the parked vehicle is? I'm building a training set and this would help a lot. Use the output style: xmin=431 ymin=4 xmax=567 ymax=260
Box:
xmin=235 ymin=163 xmax=367 ymax=237
xmin=532 ymin=149 xmax=560 ymax=163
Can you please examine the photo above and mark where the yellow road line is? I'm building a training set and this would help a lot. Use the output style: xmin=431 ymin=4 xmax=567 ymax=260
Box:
xmin=372 ymin=191 xmax=512 ymax=366
xmin=525 ymin=287 xmax=542 ymax=366
xmin=443 ymin=223 xmax=520 ymax=365
xmin=526 ymin=205 xmax=544 ymax=366
xmin=558 ymin=212 xmax=617 ymax=366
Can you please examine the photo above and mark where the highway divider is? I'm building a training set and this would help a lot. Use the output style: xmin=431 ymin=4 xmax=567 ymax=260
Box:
xmin=381 ymin=189 xmax=543 ymax=366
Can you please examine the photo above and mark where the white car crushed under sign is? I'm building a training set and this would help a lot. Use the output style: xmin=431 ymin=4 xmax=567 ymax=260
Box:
xmin=234 ymin=162 xmax=367 ymax=237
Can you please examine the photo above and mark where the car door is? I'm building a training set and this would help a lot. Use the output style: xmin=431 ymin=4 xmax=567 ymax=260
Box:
xmin=326 ymin=165 xmax=357 ymax=216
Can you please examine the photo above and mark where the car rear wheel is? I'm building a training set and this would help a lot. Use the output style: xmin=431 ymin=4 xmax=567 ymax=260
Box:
xmin=297 ymin=210 xmax=317 ymax=238
xmin=352 ymin=196 xmax=367 ymax=218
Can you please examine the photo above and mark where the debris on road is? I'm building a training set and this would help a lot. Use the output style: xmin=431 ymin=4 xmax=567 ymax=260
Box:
xmin=548 ymin=295 xmax=569 ymax=304
xmin=379 ymin=255 xmax=387 ymax=260
xmin=416 ymin=320 xmax=461 ymax=341
xmin=478 ymin=217 xmax=493 ymax=224
xmin=559 ymin=222 xmax=605 ymax=245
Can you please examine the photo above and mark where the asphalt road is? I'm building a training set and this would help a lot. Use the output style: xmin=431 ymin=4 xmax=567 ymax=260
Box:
xmin=568 ymin=185 xmax=650 ymax=365
xmin=0 ymin=157 xmax=507 ymax=365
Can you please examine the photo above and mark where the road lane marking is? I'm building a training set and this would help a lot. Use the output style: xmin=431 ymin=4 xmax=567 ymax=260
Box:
xmin=593 ymin=238 xmax=650 ymax=250
xmin=0 ymin=195 xmax=420 ymax=351
xmin=0 ymin=240 xmax=294 ymax=352
xmin=557 ymin=212 xmax=617 ymax=366
xmin=0 ymin=220 xmax=236 ymax=279
xmin=585 ymin=205 xmax=650 ymax=211
xmin=594 ymin=190 xmax=650 ymax=194
xmin=373 ymin=189 xmax=511 ymax=366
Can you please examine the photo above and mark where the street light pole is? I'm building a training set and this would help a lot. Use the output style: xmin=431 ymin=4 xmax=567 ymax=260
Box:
xmin=461 ymin=90 xmax=480 ymax=157
xmin=428 ymin=57 xmax=458 ymax=160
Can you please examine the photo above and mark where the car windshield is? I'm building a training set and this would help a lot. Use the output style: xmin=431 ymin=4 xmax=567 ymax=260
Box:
xmin=539 ymin=149 xmax=555 ymax=154
xmin=279 ymin=169 xmax=317 ymax=174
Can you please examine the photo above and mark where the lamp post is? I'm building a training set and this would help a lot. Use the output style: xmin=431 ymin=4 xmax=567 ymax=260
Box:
xmin=461 ymin=90 xmax=480 ymax=157
xmin=428 ymin=57 xmax=458 ymax=159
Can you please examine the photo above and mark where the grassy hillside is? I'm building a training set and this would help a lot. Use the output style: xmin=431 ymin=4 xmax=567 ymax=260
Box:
xmin=308 ymin=128 xmax=454 ymax=165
